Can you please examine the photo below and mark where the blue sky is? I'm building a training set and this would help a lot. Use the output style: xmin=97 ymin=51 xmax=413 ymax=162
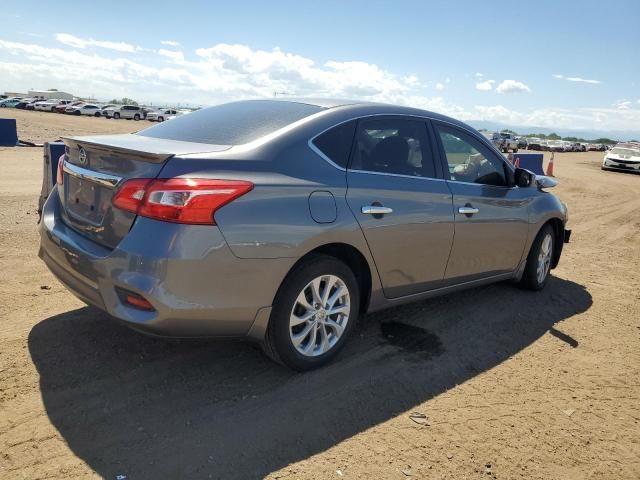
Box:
xmin=1 ymin=0 xmax=639 ymax=135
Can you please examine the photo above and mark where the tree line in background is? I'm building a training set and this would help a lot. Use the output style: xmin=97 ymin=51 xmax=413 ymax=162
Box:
xmin=108 ymin=97 xmax=139 ymax=106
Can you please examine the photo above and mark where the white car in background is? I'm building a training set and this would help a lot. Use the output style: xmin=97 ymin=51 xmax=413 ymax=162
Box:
xmin=65 ymin=104 xmax=102 ymax=116
xmin=146 ymin=108 xmax=182 ymax=122
xmin=34 ymin=99 xmax=62 ymax=112
xmin=602 ymin=143 xmax=640 ymax=172
xmin=112 ymin=105 xmax=144 ymax=120
xmin=166 ymin=109 xmax=193 ymax=121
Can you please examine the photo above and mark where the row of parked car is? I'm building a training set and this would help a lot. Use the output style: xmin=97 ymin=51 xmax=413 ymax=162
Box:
xmin=522 ymin=138 xmax=610 ymax=152
xmin=0 ymin=96 xmax=189 ymax=122
xmin=490 ymin=131 xmax=610 ymax=153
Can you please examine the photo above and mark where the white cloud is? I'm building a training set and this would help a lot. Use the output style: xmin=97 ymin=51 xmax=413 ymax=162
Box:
xmin=55 ymin=33 xmax=139 ymax=53
xmin=476 ymin=79 xmax=495 ymax=91
xmin=435 ymin=82 xmax=444 ymax=90
xmin=158 ymin=49 xmax=185 ymax=62
xmin=614 ymin=100 xmax=631 ymax=110
xmin=0 ymin=38 xmax=637 ymax=133
xmin=552 ymin=74 xmax=601 ymax=84
xmin=160 ymin=40 xmax=180 ymax=47
xmin=565 ymin=77 xmax=601 ymax=84
xmin=475 ymin=72 xmax=484 ymax=77
xmin=495 ymin=79 xmax=530 ymax=94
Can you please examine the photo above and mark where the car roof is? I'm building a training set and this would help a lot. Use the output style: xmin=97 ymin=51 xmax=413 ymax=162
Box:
xmin=269 ymin=97 xmax=474 ymax=130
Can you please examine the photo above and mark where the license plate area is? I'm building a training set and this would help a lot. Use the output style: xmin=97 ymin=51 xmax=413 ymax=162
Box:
xmin=65 ymin=175 xmax=112 ymax=226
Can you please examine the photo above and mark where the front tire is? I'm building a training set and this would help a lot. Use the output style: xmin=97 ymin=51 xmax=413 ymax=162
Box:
xmin=519 ymin=224 xmax=555 ymax=291
xmin=114 ymin=112 xmax=120 ymax=119
xmin=134 ymin=114 xmax=140 ymax=121
xmin=262 ymin=254 xmax=360 ymax=371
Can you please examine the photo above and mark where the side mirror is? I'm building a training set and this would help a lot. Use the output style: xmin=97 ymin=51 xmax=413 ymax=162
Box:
xmin=514 ymin=168 xmax=533 ymax=187
xmin=535 ymin=175 xmax=558 ymax=189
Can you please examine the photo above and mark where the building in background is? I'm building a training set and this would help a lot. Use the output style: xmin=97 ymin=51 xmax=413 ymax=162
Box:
xmin=28 ymin=89 xmax=74 ymax=100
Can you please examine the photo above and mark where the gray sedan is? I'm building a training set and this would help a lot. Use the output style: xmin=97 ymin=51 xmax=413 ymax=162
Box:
xmin=39 ymin=99 xmax=570 ymax=370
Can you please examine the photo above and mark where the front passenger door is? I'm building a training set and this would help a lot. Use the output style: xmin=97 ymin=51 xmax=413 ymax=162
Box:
xmin=346 ymin=117 xmax=454 ymax=298
xmin=434 ymin=123 xmax=531 ymax=283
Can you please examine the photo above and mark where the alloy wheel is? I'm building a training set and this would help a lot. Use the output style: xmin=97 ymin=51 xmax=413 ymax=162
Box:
xmin=536 ymin=233 xmax=553 ymax=284
xmin=289 ymin=274 xmax=350 ymax=357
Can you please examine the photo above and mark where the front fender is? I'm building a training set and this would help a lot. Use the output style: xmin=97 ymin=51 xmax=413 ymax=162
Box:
xmin=515 ymin=191 xmax=568 ymax=278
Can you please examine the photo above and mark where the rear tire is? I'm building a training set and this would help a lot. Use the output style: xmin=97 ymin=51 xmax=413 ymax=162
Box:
xmin=519 ymin=224 xmax=555 ymax=291
xmin=262 ymin=254 xmax=360 ymax=371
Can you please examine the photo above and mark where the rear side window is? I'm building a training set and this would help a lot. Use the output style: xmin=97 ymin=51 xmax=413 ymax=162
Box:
xmin=350 ymin=117 xmax=437 ymax=178
xmin=312 ymin=121 xmax=356 ymax=168
xmin=138 ymin=100 xmax=324 ymax=145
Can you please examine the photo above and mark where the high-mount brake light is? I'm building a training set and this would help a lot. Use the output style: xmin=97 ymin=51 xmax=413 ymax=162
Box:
xmin=112 ymin=178 xmax=254 ymax=225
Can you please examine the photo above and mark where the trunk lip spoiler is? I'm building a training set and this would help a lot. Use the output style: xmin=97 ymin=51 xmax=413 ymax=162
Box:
xmin=63 ymin=161 xmax=123 ymax=188
xmin=61 ymin=134 xmax=231 ymax=161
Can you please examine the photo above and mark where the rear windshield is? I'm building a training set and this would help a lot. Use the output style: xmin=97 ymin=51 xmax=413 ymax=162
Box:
xmin=137 ymin=100 xmax=324 ymax=145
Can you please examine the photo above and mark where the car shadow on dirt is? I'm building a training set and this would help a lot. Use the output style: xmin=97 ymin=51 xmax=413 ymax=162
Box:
xmin=28 ymin=276 xmax=591 ymax=479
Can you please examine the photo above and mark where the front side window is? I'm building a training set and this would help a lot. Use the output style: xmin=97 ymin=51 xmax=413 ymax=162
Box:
xmin=436 ymin=125 xmax=507 ymax=186
xmin=350 ymin=118 xmax=436 ymax=178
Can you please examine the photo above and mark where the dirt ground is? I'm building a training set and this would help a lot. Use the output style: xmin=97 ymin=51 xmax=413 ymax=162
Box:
xmin=1 ymin=109 xmax=639 ymax=480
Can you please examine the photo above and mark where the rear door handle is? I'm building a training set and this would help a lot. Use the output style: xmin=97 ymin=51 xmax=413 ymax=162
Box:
xmin=362 ymin=205 xmax=393 ymax=215
xmin=458 ymin=206 xmax=479 ymax=215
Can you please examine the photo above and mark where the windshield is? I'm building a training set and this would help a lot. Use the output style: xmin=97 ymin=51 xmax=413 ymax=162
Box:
xmin=137 ymin=100 xmax=324 ymax=145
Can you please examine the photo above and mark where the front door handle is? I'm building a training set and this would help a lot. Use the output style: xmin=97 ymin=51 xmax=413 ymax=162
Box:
xmin=458 ymin=206 xmax=479 ymax=215
xmin=362 ymin=205 xmax=393 ymax=215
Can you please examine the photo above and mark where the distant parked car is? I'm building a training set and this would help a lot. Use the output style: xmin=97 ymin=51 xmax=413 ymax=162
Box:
xmin=146 ymin=108 xmax=182 ymax=122
xmin=602 ymin=144 xmax=640 ymax=172
xmin=166 ymin=109 xmax=192 ymax=121
xmin=56 ymin=101 xmax=82 ymax=113
xmin=491 ymin=132 xmax=519 ymax=152
xmin=25 ymin=99 xmax=44 ymax=110
xmin=14 ymin=98 xmax=36 ymax=109
xmin=98 ymin=105 xmax=117 ymax=117
xmin=526 ymin=137 xmax=544 ymax=150
xmin=571 ymin=142 xmax=586 ymax=152
xmin=0 ymin=99 xmax=21 ymax=108
xmin=517 ymin=137 xmax=528 ymax=149
xmin=66 ymin=104 xmax=102 ymax=116
xmin=112 ymin=105 xmax=144 ymax=120
xmin=34 ymin=99 xmax=64 ymax=112
xmin=546 ymin=140 xmax=566 ymax=152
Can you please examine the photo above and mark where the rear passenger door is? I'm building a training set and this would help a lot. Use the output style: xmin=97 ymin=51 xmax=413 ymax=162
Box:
xmin=433 ymin=122 xmax=530 ymax=283
xmin=346 ymin=117 xmax=454 ymax=298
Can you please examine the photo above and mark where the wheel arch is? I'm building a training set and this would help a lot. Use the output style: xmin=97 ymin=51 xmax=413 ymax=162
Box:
xmin=546 ymin=217 xmax=565 ymax=268
xmin=282 ymin=242 xmax=373 ymax=316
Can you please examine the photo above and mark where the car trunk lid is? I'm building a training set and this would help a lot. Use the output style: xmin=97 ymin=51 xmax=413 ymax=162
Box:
xmin=58 ymin=134 xmax=230 ymax=249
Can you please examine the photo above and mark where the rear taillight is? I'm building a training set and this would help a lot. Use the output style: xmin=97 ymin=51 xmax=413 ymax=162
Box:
xmin=112 ymin=178 xmax=253 ymax=225
xmin=56 ymin=154 xmax=66 ymax=185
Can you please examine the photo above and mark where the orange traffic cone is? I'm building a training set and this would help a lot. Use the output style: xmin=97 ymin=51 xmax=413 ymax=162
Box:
xmin=546 ymin=152 xmax=555 ymax=177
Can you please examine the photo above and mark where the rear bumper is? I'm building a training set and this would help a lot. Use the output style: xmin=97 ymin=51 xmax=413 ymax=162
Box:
xmin=39 ymin=190 xmax=293 ymax=339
